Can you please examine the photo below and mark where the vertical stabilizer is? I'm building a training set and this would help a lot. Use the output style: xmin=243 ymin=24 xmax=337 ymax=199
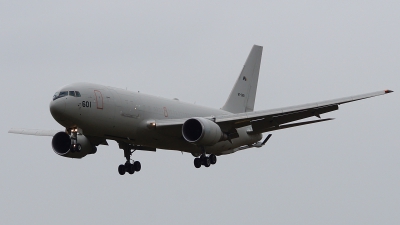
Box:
xmin=221 ymin=45 xmax=263 ymax=113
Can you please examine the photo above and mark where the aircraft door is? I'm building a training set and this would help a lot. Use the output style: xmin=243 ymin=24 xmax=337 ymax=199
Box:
xmin=94 ymin=90 xmax=103 ymax=109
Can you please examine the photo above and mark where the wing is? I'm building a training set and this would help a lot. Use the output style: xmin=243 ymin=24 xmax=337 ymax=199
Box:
xmin=8 ymin=128 xmax=62 ymax=136
xmin=155 ymin=90 xmax=393 ymax=136
xmin=218 ymin=90 xmax=393 ymax=134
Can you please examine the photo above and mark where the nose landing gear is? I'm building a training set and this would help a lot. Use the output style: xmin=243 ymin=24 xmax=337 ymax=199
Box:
xmin=70 ymin=143 xmax=82 ymax=152
xmin=118 ymin=144 xmax=142 ymax=176
xmin=69 ymin=129 xmax=82 ymax=152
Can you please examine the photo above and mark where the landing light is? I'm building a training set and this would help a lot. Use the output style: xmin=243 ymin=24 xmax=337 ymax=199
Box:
xmin=146 ymin=121 xmax=156 ymax=129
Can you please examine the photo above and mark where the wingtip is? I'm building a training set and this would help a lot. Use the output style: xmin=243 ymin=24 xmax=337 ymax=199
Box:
xmin=385 ymin=90 xmax=393 ymax=94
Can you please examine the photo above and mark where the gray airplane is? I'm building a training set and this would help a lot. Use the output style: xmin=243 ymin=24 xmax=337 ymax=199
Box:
xmin=9 ymin=45 xmax=393 ymax=175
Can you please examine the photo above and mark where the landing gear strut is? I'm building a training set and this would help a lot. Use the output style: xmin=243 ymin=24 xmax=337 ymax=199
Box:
xmin=69 ymin=129 xmax=82 ymax=152
xmin=118 ymin=145 xmax=142 ymax=175
xmin=193 ymin=147 xmax=217 ymax=168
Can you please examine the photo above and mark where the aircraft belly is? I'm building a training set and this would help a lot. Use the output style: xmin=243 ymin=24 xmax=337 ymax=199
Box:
xmin=133 ymin=126 xmax=262 ymax=155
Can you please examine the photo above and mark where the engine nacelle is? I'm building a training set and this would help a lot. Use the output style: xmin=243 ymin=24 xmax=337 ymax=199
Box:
xmin=51 ymin=132 xmax=97 ymax=158
xmin=182 ymin=117 xmax=223 ymax=146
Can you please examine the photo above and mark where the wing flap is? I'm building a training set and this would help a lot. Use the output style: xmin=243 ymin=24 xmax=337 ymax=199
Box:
xmin=250 ymin=104 xmax=338 ymax=133
xmin=248 ymin=118 xmax=334 ymax=134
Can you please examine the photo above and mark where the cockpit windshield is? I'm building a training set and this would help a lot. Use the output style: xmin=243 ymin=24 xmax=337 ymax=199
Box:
xmin=53 ymin=91 xmax=81 ymax=101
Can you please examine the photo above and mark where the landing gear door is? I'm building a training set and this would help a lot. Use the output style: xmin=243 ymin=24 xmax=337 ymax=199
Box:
xmin=94 ymin=90 xmax=103 ymax=109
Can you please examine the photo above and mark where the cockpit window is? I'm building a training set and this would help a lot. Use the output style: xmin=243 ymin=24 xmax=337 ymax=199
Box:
xmin=53 ymin=91 xmax=67 ymax=100
xmin=53 ymin=91 xmax=81 ymax=101
xmin=53 ymin=92 xmax=59 ymax=100
xmin=59 ymin=91 xmax=68 ymax=98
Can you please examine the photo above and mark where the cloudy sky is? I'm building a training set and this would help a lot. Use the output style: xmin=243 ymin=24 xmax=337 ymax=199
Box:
xmin=1 ymin=1 xmax=399 ymax=224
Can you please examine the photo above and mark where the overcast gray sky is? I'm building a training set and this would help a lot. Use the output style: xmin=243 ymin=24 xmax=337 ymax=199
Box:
xmin=1 ymin=1 xmax=399 ymax=224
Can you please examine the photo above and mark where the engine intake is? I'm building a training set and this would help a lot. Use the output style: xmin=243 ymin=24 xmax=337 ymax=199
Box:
xmin=182 ymin=117 xmax=223 ymax=146
xmin=52 ymin=132 xmax=97 ymax=158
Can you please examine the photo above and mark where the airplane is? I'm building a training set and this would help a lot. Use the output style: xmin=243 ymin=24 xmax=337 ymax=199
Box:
xmin=9 ymin=45 xmax=393 ymax=176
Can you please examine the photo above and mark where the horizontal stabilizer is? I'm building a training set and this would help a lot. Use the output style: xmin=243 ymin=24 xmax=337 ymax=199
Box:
xmin=8 ymin=128 xmax=61 ymax=136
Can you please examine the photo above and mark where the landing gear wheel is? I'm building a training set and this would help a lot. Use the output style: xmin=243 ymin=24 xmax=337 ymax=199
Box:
xmin=133 ymin=161 xmax=141 ymax=172
xmin=204 ymin=157 xmax=211 ymax=167
xmin=118 ymin=164 xmax=126 ymax=175
xmin=76 ymin=143 xmax=82 ymax=152
xmin=70 ymin=144 xmax=75 ymax=152
xmin=126 ymin=164 xmax=135 ymax=174
xmin=194 ymin=158 xmax=201 ymax=168
xmin=119 ymin=145 xmax=143 ymax=175
xmin=209 ymin=154 xmax=217 ymax=165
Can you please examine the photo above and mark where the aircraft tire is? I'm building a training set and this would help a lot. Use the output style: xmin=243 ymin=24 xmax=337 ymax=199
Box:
xmin=127 ymin=164 xmax=135 ymax=174
xmin=70 ymin=144 xmax=75 ymax=152
xmin=194 ymin=158 xmax=201 ymax=168
xmin=133 ymin=161 xmax=141 ymax=172
xmin=209 ymin=154 xmax=217 ymax=164
xmin=118 ymin=164 xmax=126 ymax=175
xmin=76 ymin=143 xmax=82 ymax=152
xmin=204 ymin=157 xmax=211 ymax=167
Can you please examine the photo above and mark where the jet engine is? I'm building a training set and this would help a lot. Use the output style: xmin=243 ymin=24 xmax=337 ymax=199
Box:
xmin=182 ymin=117 xmax=224 ymax=146
xmin=51 ymin=132 xmax=97 ymax=158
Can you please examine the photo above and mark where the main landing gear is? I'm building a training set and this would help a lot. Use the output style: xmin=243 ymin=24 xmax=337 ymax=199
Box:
xmin=118 ymin=146 xmax=141 ymax=175
xmin=193 ymin=147 xmax=217 ymax=168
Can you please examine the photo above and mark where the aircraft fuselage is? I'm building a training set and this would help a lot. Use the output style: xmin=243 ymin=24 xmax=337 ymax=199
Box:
xmin=49 ymin=82 xmax=262 ymax=155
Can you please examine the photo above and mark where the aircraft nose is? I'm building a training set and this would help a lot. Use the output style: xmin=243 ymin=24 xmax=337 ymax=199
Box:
xmin=49 ymin=99 xmax=66 ymax=120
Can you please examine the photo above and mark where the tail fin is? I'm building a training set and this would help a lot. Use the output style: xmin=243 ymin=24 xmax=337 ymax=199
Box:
xmin=221 ymin=45 xmax=263 ymax=113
